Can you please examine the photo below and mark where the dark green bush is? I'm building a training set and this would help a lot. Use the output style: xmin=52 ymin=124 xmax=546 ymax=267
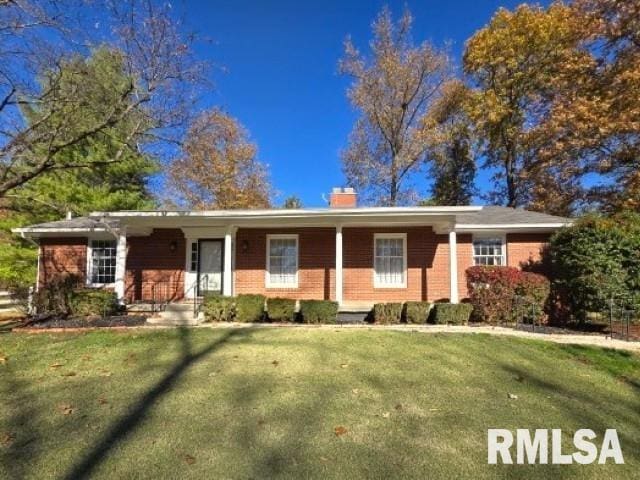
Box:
xmin=299 ymin=300 xmax=339 ymax=324
xmin=69 ymin=289 xmax=118 ymax=316
xmin=373 ymin=302 xmax=403 ymax=324
xmin=33 ymin=274 xmax=81 ymax=316
xmin=267 ymin=297 xmax=296 ymax=322
xmin=549 ymin=212 xmax=640 ymax=322
xmin=431 ymin=303 xmax=473 ymax=325
xmin=403 ymin=301 xmax=431 ymax=324
xmin=235 ymin=294 xmax=265 ymax=323
xmin=203 ymin=294 xmax=235 ymax=322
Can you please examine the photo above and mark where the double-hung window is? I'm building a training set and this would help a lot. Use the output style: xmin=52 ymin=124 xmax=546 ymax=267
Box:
xmin=89 ymin=240 xmax=117 ymax=285
xmin=266 ymin=235 xmax=298 ymax=288
xmin=472 ymin=237 xmax=505 ymax=266
xmin=374 ymin=234 xmax=406 ymax=288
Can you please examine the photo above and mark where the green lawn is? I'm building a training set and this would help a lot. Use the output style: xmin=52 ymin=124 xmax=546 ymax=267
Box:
xmin=1 ymin=328 xmax=638 ymax=479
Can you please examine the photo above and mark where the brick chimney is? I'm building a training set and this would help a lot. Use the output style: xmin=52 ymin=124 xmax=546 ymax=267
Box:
xmin=329 ymin=187 xmax=357 ymax=208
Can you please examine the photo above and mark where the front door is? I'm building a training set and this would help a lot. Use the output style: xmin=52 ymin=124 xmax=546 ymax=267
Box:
xmin=198 ymin=239 xmax=223 ymax=296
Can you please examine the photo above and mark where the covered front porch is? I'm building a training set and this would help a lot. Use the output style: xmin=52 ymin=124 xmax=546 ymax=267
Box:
xmin=107 ymin=207 xmax=477 ymax=313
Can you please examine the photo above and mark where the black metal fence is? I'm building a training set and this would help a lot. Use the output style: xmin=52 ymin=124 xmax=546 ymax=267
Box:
xmin=606 ymin=296 xmax=639 ymax=342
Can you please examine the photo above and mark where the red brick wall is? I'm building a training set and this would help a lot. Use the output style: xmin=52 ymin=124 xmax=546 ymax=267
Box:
xmin=39 ymin=237 xmax=87 ymax=288
xmin=344 ymin=227 xmax=435 ymax=302
xmin=125 ymin=229 xmax=185 ymax=303
xmin=234 ymin=228 xmax=335 ymax=300
xmin=506 ymin=233 xmax=550 ymax=268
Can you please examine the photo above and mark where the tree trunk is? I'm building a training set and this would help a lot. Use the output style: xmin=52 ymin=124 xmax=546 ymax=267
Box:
xmin=390 ymin=157 xmax=398 ymax=206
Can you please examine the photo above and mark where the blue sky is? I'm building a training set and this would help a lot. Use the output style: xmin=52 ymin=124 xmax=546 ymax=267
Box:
xmin=178 ymin=0 xmax=544 ymax=207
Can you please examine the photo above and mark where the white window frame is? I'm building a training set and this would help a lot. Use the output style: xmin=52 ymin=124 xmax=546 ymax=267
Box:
xmin=373 ymin=233 xmax=407 ymax=288
xmin=86 ymin=238 xmax=118 ymax=287
xmin=265 ymin=234 xmax=299 ymax=288
xmin=472 ymin=234 xmax=507 ymax=266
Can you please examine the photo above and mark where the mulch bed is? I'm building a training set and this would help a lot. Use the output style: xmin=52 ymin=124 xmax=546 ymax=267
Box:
xmin=18 ymin=315 xmax=148 ymax=330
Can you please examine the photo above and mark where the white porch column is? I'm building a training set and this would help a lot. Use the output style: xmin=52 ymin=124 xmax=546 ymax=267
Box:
xmin=114 ymin=229 xmax=127 ymax=304
xmin=335 ymin=225 xmax=343 ymax=305
xmin=449 ymin=230 xmax=459 ymax=304
xmin=223 ymin=228 xmax=233 ymax=296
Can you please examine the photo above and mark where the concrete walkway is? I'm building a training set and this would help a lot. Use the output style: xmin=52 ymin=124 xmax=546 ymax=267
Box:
xmin=198 ymin=322 xmax=640 ymax=353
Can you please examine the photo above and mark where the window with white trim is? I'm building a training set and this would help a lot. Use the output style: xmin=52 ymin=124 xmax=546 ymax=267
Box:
xmin=89 ymin=240 xmax=117 ymax=284
xmin=190 ymin=242 xmax=198 ymax=272
xmin=266 ymin=235 xmax=298 ymax=287
xmin=472 ymin=237 xmax=505 ymax=266
xmin=374 ymin=234 xmax=406 ymax=288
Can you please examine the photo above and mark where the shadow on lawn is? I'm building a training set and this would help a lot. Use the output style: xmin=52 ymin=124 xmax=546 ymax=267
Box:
xmin=498 ymin=362 xmax=640 ymax=478
xmin=63 ymin=327 xmax=249 ymax=480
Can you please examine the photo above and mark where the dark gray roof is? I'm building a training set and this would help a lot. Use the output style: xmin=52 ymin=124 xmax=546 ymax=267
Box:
xmin=457 ymin=206 xmax=571 ymax=225
xmin=21 ymin=216 xmax=120 ymax=230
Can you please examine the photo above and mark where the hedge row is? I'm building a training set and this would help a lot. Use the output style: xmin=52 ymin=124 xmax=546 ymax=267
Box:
xmin=371 ymin=301 xmax=472 ymax=325
xmin=202 ymin=295 xmax=339 ymax=323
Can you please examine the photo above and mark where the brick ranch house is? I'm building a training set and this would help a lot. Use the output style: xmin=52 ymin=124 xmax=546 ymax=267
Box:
xmin=14 ymin=189 xmax=571 ymax=311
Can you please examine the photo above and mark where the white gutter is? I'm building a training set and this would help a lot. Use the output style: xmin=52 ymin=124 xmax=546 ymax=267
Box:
xmin=454 ymin=222 xmax=571 ymax=232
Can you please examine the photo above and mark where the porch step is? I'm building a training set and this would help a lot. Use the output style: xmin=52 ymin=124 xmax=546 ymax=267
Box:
xmin=337 ymin=311 xmax=370 ymax=324
xmin=147 ymin=303 xmax=202 ymax=326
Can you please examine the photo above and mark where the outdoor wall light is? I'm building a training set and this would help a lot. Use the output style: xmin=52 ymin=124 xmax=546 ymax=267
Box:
xmin=169 ymin=241 xmax=177 ymax=252
xmin=241 ymin=239 xmax=249 ymax=253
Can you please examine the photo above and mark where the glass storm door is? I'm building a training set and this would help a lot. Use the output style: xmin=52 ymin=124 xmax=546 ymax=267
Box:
xmin=198 ymin=240 xmax=223 ymax=296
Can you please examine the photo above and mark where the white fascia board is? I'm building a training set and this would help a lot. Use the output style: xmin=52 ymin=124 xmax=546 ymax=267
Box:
xmin=12 ymin=227 xmax=109 ymax=235
xmin=90 ymin=205 xmax=482 ymax=220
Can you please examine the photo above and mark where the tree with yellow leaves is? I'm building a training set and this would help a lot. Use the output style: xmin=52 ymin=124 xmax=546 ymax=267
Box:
xmin=165 ymin=109 xmax=272 ymax=210
xmin=464 ymin=3 xmax=586 ymax=213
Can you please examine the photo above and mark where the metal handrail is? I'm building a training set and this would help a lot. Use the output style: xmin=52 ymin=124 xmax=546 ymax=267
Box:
xmin=193 ymin=274 xmax=208 ymax=318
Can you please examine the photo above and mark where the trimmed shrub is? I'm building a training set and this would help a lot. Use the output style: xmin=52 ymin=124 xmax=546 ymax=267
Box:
xmin=373 ymin=302 xmax=403 ymax=324
xmin=515 ymin=271 xmax=551 ymax=324
xmin=403 ymin=301 xmax=431 ymax=324
xmin=267 ymin=297 xmax=296 ymax=322
xmin=466 ymin=266 xmax=521 ymax=324
xmin=69 ymin=289 xmax=118 ymax=316
xmin=466 ymin=266 xmax=550 ymax=325
xmin=299 ymin=300 xmax=339 ymax=324
xmin=203 ymin=294 xmax=235 ymax=322
xmin=33 ymin=274 xmax=81 ymax=316
xmin=235 ymin=294 xmax=265 ymax=323
xmin=431 ymin=303 xmax=473 ymax=325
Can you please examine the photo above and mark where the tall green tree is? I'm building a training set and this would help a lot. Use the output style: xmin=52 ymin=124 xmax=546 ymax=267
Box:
xmin=0 ymin=48 xmax=157 ymax=290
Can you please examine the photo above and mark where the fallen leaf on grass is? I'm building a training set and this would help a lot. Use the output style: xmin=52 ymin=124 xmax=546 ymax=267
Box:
xmin=507 ymin=393 xmax=518 ymax=400
xmin=351 ymin=388 xmax=360 ymax=395
xmin=382 ymin=412 xmax=390 ymax=419
xmin=0 ymin=355 xmax=8 ymax=365
xmin=334 ymin=426 xmax=348 ymax=436
xmin=58 ymin=404 xmax=74 ymax=415
xmin=340 ymin=364 xmax=349 ymax=368
xmin=98 ymin=397 xmax=108 ymax=405
xmin=428 ymin=408 xmax=440 ymax=412
xmin=271 ymin=360 xmax=279 ymax=366
xmin=81 ymin=355 xmax=92 ymax=361
xmin=394 ymin=403 xmax=403 ymax=411
xmin=49 ymin=363 xmax=64 ymax=368
xmin=61 ymin=371 xmax=76 ymax=377
xmin=184 ymin=454 xmax=196 ymax=465
xmin=1 ymin=433 xmax=15 ymax=447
